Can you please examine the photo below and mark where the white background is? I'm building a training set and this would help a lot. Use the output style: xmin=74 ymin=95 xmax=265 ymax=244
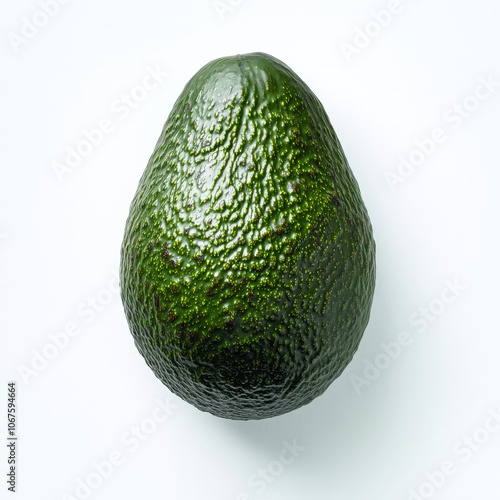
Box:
xmin=2 ymin=1 xmax=500 ymax=499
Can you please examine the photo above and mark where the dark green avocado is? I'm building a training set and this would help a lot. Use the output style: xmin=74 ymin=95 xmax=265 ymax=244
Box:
xmin=120 ymin=52 xmax=375 ymax=420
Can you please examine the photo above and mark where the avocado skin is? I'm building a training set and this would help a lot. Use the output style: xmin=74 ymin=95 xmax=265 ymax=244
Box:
xmin=120 ymin=52 xmax=376 ymax=420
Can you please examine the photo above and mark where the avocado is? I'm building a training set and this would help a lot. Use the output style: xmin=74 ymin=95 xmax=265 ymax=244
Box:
xmin=120 ymin=52 xmax=375 ymax=420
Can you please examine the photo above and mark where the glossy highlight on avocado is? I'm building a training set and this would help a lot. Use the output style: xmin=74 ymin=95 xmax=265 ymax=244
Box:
xmin=120 ymin=52 xmax=376 ymax=420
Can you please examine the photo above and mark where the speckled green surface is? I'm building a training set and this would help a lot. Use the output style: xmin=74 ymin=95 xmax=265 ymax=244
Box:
xmin=120 ymin=52 xmax=375 ymax=420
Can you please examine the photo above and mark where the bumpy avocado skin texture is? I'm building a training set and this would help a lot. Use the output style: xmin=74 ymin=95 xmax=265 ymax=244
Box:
xmin=120 ymin=52 xmax=376 ymax=420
